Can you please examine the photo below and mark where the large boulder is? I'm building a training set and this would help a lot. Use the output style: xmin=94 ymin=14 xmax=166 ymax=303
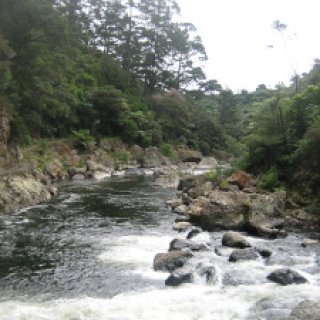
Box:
xmin=190 ymin=190 xmax=250 ymax=230
xmin=181 ymin=187 xmax=287 ymax=231
xmin=222 ymin=231 xmax=251 ymax=248
xmin=153 ymin=250 xmax=193 ymax=272
xmin=288 ymin=300 xmax=320 ymax=320
xmin=267 ymin=268 xmax=308 ymax=285
xmin=250 ymin=191 xmax=286 ymax=225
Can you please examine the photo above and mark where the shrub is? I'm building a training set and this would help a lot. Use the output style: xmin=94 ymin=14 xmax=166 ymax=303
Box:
xmin=219 ymin=179 xmax=229 ymax=190
xmin=37 ymin=139 xmax=49 ymax=155
xmin=71 ymin=129 xmax=95 ymax=152
xmin=160 ymin=143 xmax=173 ymax=157
xmin=112 ymin=151 xmax=131 ymax=164
xmin=206 ymin=169 xmax=218 ymax=182
xmin=257 ymin=167 xmax=280 ymax=191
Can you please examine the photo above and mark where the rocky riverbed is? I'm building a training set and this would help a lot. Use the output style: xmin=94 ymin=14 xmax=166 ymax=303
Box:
xmin=149 ymin=172 xmax=320 ymax=319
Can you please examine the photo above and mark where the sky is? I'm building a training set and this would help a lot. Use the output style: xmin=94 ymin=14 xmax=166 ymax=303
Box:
xmin=176 ymin=0 xmax=320 ymax=92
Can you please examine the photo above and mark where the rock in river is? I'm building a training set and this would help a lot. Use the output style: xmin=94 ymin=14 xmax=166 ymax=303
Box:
xmin=153 ymin=250 xmax=193 ymax=272
xmin=165 ymin=268 xmax=193 ymax=286
xmin=229 ymin=248 xmax=259 ymax=262
xmin=267 ymin=268 xmax=308 ymax=285
xmin=169 ymin=238 xmax=208 ymax=252
xmin=173 ymin=221 xmax=192 ymax=231
xmin=186 ymin=227 xmax=202 ymax=239
xmin=222 ymin=231 xmax=251 ymax=248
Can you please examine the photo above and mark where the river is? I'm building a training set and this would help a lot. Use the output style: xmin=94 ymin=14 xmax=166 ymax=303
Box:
xmin=0 ymin=176 xmax=319 ymax=319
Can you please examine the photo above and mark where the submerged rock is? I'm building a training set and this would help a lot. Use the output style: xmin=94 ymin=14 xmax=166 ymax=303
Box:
xmin=267 ymin=268 xmax=308 ymax=285
xmin=165 ymin=268 xmax=193 ymax=286
xmin=215 ymin=246 xmax=233 ymax=257
xmin=255 ymin=247 xmax=272 ymax=258
xmin=186 ymin=227 xmax=202 ymax=239
xmin=222 ymin=231 xmax=251 ymax=248
xmin=196 ymin=263 xmax=217 ymax=284
xmin=153 ymin=250 xmax=193 ymax=272
xmin=288 ymin=300 xmax=320 ymax=320
xmin=165 ymin=263 xmax=216 ymax=287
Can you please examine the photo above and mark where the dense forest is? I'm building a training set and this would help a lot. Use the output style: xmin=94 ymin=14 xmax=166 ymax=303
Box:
xmin=0 ymin=0 xmax=319 ymax=199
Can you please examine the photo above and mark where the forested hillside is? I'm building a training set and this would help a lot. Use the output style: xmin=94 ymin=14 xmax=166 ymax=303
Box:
xmin=0 ymin=0 xmax=319 ymax=200
xmin=0 ymin=0 xmax=222 ymax=153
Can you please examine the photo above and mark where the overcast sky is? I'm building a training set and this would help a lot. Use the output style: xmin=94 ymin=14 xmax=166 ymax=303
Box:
xmin=176 ymin=0 xmax=320 ymax=92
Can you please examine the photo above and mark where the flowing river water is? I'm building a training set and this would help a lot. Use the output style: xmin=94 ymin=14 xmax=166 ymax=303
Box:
xmin=0 ymin=176 xmax=320 ymax=320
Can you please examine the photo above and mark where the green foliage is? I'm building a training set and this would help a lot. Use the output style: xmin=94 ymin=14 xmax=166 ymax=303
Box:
xmin=112 ymin=151 xmax=131 ymax=164
xmin=36 ymin=139 xmax=50 ymax=156
xmin=257 ymin=167 xmax=280 ymax=192
xmin=160 ymin=143 xmax=174 ymax=157
xmin=71 ymin=129 xmax=95 ymax=152
xmin=160 ymin=143 xmax=178 ymax=160
xmin=225 ymin=135 xmax=246 ymax=157
xmin=219 ymin=179 xmax=229 ymax=190
xmin=206 ymin=169 xmax=218 ymax=182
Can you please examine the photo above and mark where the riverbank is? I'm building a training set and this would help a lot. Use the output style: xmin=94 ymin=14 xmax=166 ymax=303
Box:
xmin=0 ymin=138 xmax=222 ymax=215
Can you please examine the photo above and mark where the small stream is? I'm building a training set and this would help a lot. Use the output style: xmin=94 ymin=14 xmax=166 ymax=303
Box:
xmin=0 ymin=176 xmax=319 ymax=320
